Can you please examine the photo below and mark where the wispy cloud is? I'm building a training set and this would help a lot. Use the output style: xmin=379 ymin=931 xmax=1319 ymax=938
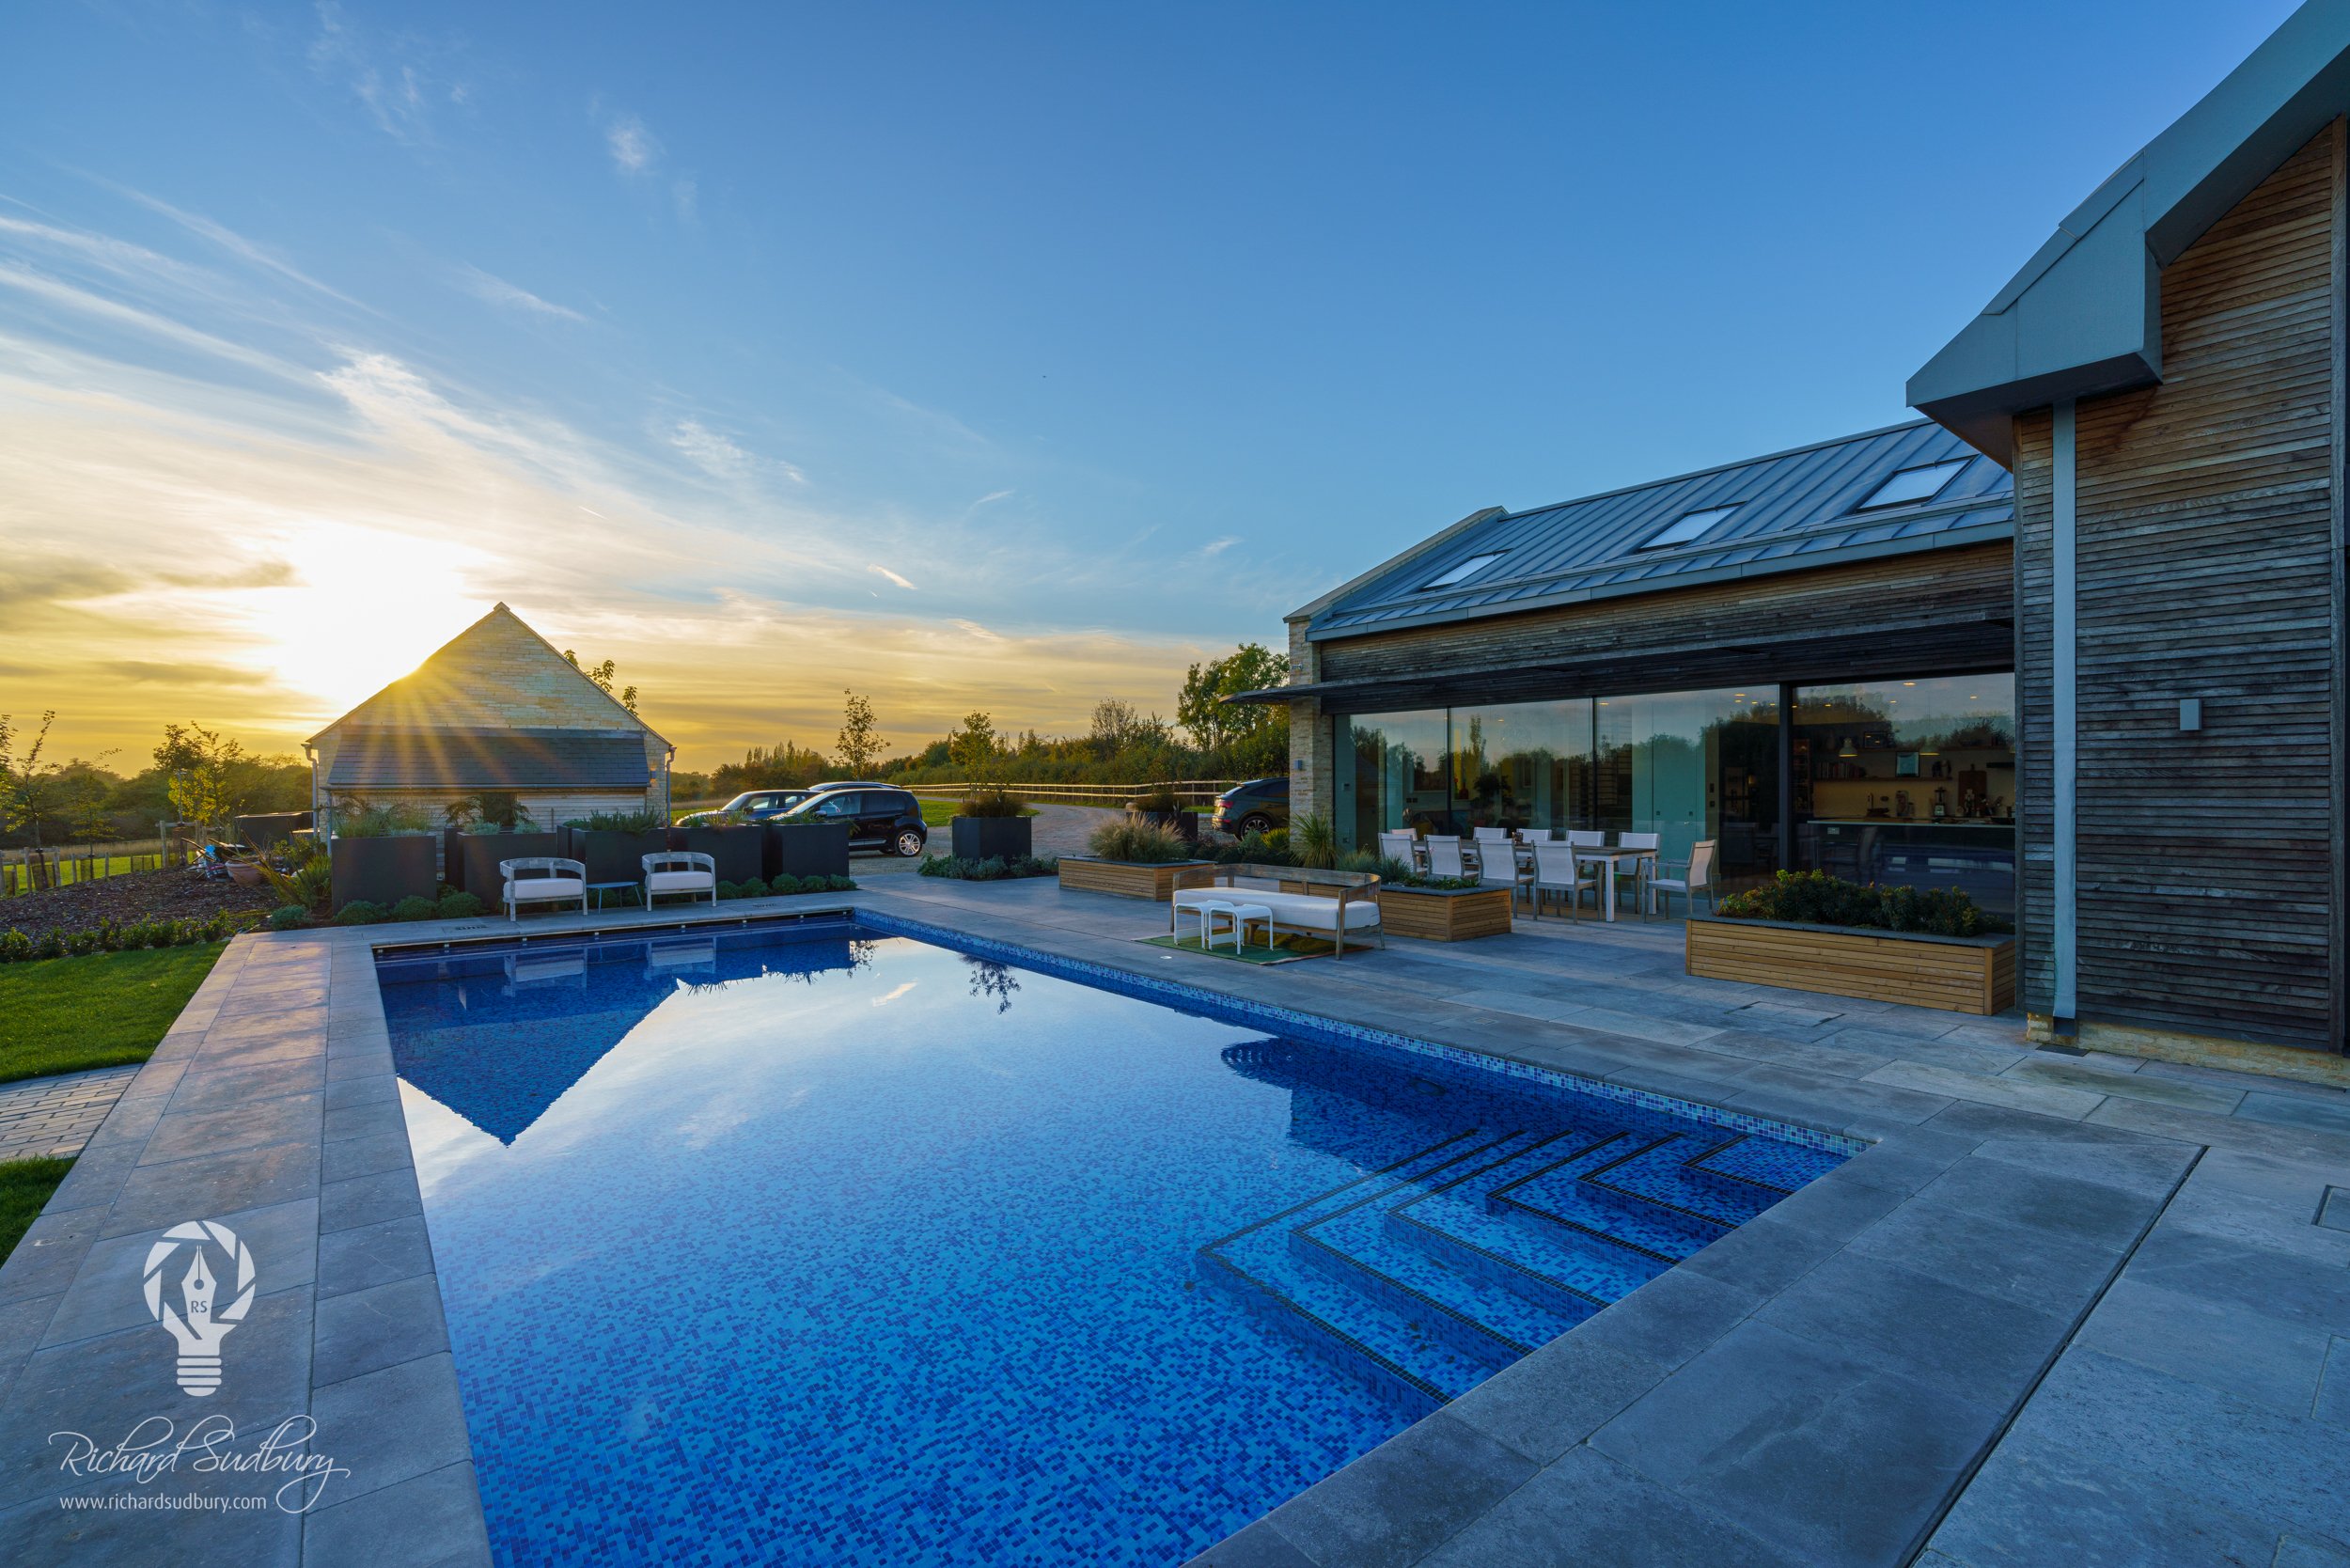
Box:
xmin=606 ymin=114 xmax=658 ymax=174
xmin=95 ymin=179 xmax=371 ymax=314
xmin=0 ymin=262 xmax=309 ymax=383
xmin=1200 ymin=536 xmax=1238 ymax=557
xmin=870 ymin=565 xmax=916 ymax=590
xmin=306 ymin=2 xmax=468 ymax=147
xmin=453 ymin=264 xmax=585 ymax=323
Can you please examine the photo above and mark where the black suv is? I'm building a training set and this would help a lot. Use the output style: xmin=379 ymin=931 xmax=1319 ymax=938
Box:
xmin=779 ymin=786 xmax=929 ymax=856
xmin=1210 ymin=776 xmax=1289 ymax=837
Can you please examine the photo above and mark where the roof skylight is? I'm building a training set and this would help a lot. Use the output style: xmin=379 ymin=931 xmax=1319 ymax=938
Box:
xmin=1638 ymin=507 xmax=1738 ymax=551
xmin=1418 ymin=552 xmax=1505 ymax=590
xmin=1854 ymin=460 xmax=1966 ymax=511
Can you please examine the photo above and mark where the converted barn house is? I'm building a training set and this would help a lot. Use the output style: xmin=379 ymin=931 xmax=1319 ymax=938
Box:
xmin=1259 ymin=4 xmax=2350 ymax=1060
xmin=305 ymin=604 xmax=673 ymax=835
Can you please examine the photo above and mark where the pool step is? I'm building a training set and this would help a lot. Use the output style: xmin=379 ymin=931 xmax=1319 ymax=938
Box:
xmin=1205 ymin=1110 xmax=1828 ymax=1416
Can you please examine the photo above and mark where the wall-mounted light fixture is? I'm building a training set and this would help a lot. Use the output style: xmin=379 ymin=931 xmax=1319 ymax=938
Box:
xmin=2179 ymin=698 xmax=2202 ymax=732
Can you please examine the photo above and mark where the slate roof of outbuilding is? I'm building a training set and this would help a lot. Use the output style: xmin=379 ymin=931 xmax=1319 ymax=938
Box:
xmin=1304 ymin=420 xmax=2014 ymax=642
xmin=322 ymin=727 xmax=652 ymax=790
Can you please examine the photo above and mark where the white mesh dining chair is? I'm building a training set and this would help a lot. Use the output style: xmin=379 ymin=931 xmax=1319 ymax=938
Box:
xmin=1617 ymin=832 xmax=1662 ymax=915
xmin=1566 ymin=830 xmax=1606 ymax=847
xmin=1472 ymin=826 xmax=1512 ymax=842
xmin=1476 ymin=837 xmax=1523 ymax=904
xmin=1647 ymin=840 xmax=1717 ymax=918
xmin=1532 ymin=841 xmax=1598 ymax=919
xmin=1425 ymin=837 xmax=1468 ymax=878
xmin=1378 ymin=830 xmax=1420 ymax=870
xmin=1519 ymin=828 xmax=1557 ymax=843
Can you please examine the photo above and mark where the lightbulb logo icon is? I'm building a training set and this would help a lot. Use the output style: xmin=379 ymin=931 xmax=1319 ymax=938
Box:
xmin=142 ymin=1220 xmax=258 ymax=1397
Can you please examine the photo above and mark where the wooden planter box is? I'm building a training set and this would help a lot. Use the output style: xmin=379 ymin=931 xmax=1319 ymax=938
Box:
xmin=1058 ymin=857 xmax=1215 ymax=901
xmin=1687 ymin=916 xmax=2016 ymax=1015
xmin=951 ymin=816 xmax=1032 ymax=862
xmin=1377 ymin=885 xmax=1515 ymax=941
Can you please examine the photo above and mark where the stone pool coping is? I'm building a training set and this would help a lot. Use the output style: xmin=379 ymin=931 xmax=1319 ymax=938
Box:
xmin=1 ymin=886 xmax=2342 ymax=1565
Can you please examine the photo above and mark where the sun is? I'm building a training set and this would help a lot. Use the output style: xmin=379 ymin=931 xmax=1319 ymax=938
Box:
xmin=258 ymin=522 xmax=494 ymax=716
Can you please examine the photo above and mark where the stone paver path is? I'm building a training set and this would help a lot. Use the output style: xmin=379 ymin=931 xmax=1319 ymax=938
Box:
xmin=0 ymin=1066 xmax=142 ymax=1163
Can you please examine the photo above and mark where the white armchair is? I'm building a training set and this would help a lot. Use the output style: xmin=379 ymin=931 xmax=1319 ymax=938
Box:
xmin=500 ymin=857 xmax=588 ymax=922
xmin=642 ymin=851 xmax=718 ymax=910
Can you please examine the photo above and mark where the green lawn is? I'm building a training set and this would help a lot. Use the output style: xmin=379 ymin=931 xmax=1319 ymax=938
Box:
xmin=0 ymin=944 xmax=225 ymax=1086
xmin=914 ymin=799 xmax=1041 ymax=828
xmin=0 ymin=1157 xmax=71 ymax=1263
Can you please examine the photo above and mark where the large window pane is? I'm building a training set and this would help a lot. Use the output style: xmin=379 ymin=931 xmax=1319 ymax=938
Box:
xmin=1335 ymin=710 xmax=1449 ymax=849
xmin=1449 ymin=701 xmax=1591 ymax=837
xmin=1593 ymin=689 xmax=1779 ymax=882
xmin=1794 ymin=674 xmax=2015 ymax=917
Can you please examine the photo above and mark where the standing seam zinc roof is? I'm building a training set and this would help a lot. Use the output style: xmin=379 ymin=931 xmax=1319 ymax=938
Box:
xmin=1307 ymin=420 xmax=2013 ymax=639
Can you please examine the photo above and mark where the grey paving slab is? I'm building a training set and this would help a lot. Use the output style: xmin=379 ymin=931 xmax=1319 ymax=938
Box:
xmin=309 ymin=1351 xmax=475 ymax=1507
xmin=2237 ymin=1092 xmax=2350 ymax=1137
xmin=302 ymin=1459 xmax=493 ymax=1568
xmin=1417 ymin=1446 xmax=1803 ymax=1568
xmin=1258 ymin=1411 xmax=1537 ymax=1568
xmin=2074 ymin=1276 xmax=2332 ymax=1419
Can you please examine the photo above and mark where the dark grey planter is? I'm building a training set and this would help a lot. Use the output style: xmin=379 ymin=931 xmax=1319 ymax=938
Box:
xmin=459 ymin=831 xmax=562 ymax=901
xmin=951 ymin=816 xmax=1032 ymax=862
xmin=440 ymin=827 xmax=465 ymax=891
xmin=766 ymin=822 xmax=852 ymax=880
xmin=330 ymin=834 xmax=437 ymax=912
xmin=235 ymin=812 xmax=313 ymax=854
xmin=676 ymin=825 xmax=763 ymax=884
xmin=1130 ymin=808 xmax=1199 ymax=843
xmin=561 ymin=827 xmax=671 ymax=885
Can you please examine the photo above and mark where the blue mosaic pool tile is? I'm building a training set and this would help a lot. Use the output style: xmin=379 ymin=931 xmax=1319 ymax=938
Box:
xmin=376 ymin=914 xmax=1852 ymax=1567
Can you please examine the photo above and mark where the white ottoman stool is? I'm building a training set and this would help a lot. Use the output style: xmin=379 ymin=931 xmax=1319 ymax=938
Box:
xmin=1221 ymin=902 xmax=1273 ymax=953
xmin=1183 ymin=900 xmax=1234 ymax=949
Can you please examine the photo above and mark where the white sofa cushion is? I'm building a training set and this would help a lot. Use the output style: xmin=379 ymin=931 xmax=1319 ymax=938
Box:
xmin=647 ymin=870 xmax=714 ymax=893
xmin=1260 ymin=893 xmax=1382 ymax=932
xmin=508 ymin=878 xmax=585 ymax=901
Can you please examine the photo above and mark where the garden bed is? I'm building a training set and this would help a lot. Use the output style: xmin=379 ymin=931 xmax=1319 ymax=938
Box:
xmin=0 ymin=868 xmax=274 ymax=940
xmin=1057 ymin=857 xmax=1215 ymax=901
xmin=1686 ymin=915 xmax=2016 ymax=1014
xmin=1375 ymin=885 xmax=1515 ymax=941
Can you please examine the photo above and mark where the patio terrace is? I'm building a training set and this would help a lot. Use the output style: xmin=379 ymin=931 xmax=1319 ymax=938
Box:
xmin=0 ymin=876 xmax=2344 ymax=1565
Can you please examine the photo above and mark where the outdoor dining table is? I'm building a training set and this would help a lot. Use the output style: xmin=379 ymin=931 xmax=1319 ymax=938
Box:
xmin=1469 ymin=839 xmax=1658 ymax=922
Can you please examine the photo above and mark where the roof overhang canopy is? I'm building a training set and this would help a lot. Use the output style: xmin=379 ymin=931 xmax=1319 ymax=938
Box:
xmin=1909 ymin=0 xmax=2350 ymax=463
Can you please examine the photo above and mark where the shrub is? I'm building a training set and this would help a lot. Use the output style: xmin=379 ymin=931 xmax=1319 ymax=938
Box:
xmin=919 ymin=854 xmax=1058 ymax=881
xmin=715 ymin=881 xmax=744 ymax=901
xmin=828 ymin=873 xmax=856 ymax=891
xmin=437 ymin=890 xmax=486 ymax=919
xmin=1088 ymin=820 xmax=1193 ymax=864
xmin=769 ymin=874 xmax=802 ymax=896
xmin=334 ymin=901 xmax=389 ymax=926
xmin=958 ymin=788 xmax=1027 ymax=819
xmin=390 ymin=896 xmax=440 ymax=922
xmin=1129 ymin=785 xmax=1181 ymax=814
xmin=562 ymin=809 xmax=665 ymax=832
xmin=333 ymin=800 xmax=434 ymax=838
xmin=267 ymin=905 xmax=307 ymax=932
xmin=1397 ymin=873 xmax=1483 ymax=891
xmin=1716 ymin=870 xmax=2010 ymax=937
xmin=739 ymin=877 xmax=769 ymax=899
xmin=1292 ymin=812 xmax=1337 ymax=870
xmin=1208 ymin=831 xmax=1296 ymax=867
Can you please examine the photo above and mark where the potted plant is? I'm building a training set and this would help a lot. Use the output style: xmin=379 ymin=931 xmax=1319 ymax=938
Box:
xmin=1687 ymin=870 xmax=2016 ymax=1014
xmin=1125 ymin=785 xmax=1198 ymax=843
xmin=1059 ymin=819 xmax=1214 ymax=900
xmin=327 ymin=799 xmax=439 ymax=913
xmin=560 ymin=809 xmax=671 ymax=885
xmin=950 ymin=787 xmax=1032 ymax=862
xmin=767 ymin=815 xmax=853 ymax=880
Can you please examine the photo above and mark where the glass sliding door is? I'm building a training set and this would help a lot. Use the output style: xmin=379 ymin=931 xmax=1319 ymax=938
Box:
xmin=1335 ymin=709 xmax=1450 ymax=851
xmin=1592 ymin=688 xmax=1779 ymax=883
xmin=1449 ymin=700 xmax=1592 ymax=838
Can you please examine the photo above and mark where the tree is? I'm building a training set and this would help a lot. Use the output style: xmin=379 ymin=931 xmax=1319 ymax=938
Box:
xmin=1177 ymin=643 xmax=1289 ymax=762
xmin=948 ymin=711 xmax=999 ymax=778
xmin=563 ymin=650 xmax=639 ymax=714
xmin=0 ymin=711 xmax=62 ymax=851
xmin=1089 ymin=698 xmax=1142 ymax=754
xmin=154 ymin=722 xmax=251 ymax=839
xmin=835 ymin=690 xmax=885 ymax=774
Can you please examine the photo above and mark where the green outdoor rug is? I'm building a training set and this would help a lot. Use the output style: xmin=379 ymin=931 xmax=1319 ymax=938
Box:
xmin=1137 ymin=933 xmax=1359 ymax=965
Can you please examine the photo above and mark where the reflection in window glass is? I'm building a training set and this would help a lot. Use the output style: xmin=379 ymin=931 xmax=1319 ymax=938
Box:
xmin=1793 ymin=674 xmax=2015 ymax=917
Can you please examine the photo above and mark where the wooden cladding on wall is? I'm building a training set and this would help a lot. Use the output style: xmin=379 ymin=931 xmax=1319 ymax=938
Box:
xmin=1314 ymin=543 xmax=2014 ymax=696
xmin=2016 ymin=123 xmax=2344 ymax=1049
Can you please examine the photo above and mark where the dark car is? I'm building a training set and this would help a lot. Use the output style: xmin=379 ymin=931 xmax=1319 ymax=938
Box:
xmin=780 ymin=786 xmax=929 ymax=856
xmin=1210 ymin=776 xmax=1289 ymax=838
xmin=678 ymin=789 xmax=812 ymax=826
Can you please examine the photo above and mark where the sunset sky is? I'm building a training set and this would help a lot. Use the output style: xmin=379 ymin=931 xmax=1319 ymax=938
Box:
xmin=0 ymin=1 xmax=2294 ymax=770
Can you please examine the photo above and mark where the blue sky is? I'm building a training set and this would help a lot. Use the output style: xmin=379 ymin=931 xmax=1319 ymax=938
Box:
xmin=0 ymin=0 xmax=2302 ymax=764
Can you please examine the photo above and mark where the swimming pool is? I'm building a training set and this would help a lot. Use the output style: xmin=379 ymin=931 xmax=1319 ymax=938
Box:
xmin=377 ymin=914 xmax=1850 ymax=1566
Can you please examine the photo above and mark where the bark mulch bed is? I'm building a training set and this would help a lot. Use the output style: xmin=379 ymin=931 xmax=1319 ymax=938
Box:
xmin=0 ymin=869 xmax=278 ymax=940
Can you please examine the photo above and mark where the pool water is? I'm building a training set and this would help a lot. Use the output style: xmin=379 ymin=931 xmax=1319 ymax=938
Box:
xmin=377 ymin=916 xmax=1847 ymax=1567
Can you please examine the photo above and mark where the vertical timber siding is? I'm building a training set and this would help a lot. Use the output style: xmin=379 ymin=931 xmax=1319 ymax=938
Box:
xmin=2017 ymin=125 xmax=2345 ymax=1050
